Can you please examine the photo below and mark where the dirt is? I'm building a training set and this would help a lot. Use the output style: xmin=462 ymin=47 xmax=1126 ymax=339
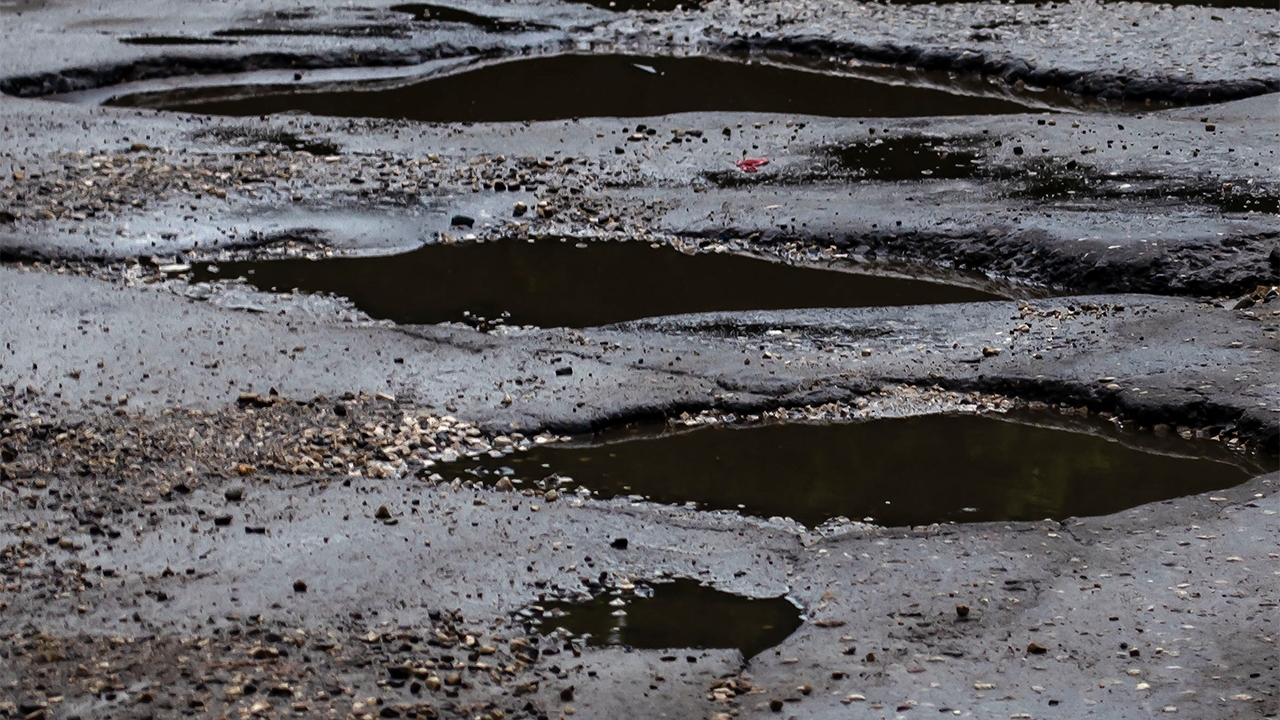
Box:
xmin=1 ymin=0 xmax=1278 ymax=718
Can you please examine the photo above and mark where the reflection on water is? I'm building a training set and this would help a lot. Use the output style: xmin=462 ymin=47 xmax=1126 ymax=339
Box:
xmin=108 ymin=53 xmax=1036 ymax=122
xmin=461 ymin=413 xmax=1259 ymax=527
xmin=191 ymin=240 xmax=999 ymax=328
xmin=528 ymin=579 xmax=802 ymax=659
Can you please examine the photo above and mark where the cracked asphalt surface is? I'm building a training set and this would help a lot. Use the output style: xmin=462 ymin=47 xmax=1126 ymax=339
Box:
xmin=0 ymin=0 xmax=1278 ymax=718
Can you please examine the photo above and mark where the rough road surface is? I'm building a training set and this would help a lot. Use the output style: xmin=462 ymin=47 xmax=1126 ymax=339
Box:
xmin=1 ymin=0 xmax=1278 ymax=718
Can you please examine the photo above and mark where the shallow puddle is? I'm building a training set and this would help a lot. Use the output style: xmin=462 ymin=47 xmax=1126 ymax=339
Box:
xmin=527 ymin=579 xmax=801 ymax=659
xmin=389 ymin=3 xmax=551 ymax=31
xmin=829 ymin=136 xmax=986 ymax=181
xmin=806 ymin=141 xmax=1278 ymax=214
xmin=711 ymin=136 xmax=992 ymax=187
xmin=1010 ymin=160 xmax=1280 ymax=214
xmin=108 ymin=54 xmax=1036 ymax=122
xmin=119 ymin=36 xmax=238 ymax=46
xmin=211 ymin=26 xmax=409 ymax=39
xmin=568 ymin=0 xmax=705 ymax=10
xmin=459 ymin=414 xmax=1258 ymax=527
xmin=190 ymin=240 xmax=998 ymax=328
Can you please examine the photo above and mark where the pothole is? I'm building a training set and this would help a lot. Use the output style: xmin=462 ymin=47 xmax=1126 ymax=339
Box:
xmin=710 ymin=135 xmax=1279 ymax=214
xmin=389 ymin=3 xmax=553 ymax=31
xmin=189 ymin=240 xmax=1000 ymax=328
xmin=106 ymin=54 xmax=1038 ymax=122
xmin=457 ymin=413 xmax=1258 ymax=527
xmin=827 ymin=136 xmax=985 ymax=181
xmin=208 ymin=25 xmax=411 ymax=39
xmin=523 ymin=579 xmax=801 ymax=660
xmin=705 ymin=135 xmax=992 ymax=188
xmin=568 ymin=0 xmax=706 ymax=10
xmin=119 ymin=36 xmax=239 ymax=46
xmin=1007 ymin=160 xmax=1280 ymax=214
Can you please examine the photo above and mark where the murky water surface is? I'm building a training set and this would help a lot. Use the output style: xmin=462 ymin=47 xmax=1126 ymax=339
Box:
xmin=191 ymin=240 xmax=998 ymax=328
xmin=389 ymin=3 xmax=551 ymax=31
xmin=108 ymin=54 xmax=1036 ymax=121
xmin=459 ymin=414 xmax=1257 ymax=527
xmin=527 ymin=579 xmax=801 ymax=659
xmin=831 ymin=137 xmax=986 ymax=181
xmin=119 ymin=36 xmax=238 ymax=46
xmin=814 ymin=139 xmax=1278 ymax=214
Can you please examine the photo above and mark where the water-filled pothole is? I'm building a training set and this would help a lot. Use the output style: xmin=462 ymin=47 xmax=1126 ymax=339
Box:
xmin=210 ymin=25 xmax=410 ymax=39
xmin=828 ymin=137 xmax=985 ymax=181
xmin=190 ymin=240 xmax=999 ymax=328
xmin=1009 ymin=161 xmax=1280 ymax=214
xmin=525 ymin=579 xmax=801 ymax=659
xmin=107 ymin=54 xmax=1037 ymax=122
xmin=713 ymin=136 xmax=1279 ymax=214
xmin=389 ymin=3 xmax=552 ymax=31
xmin=568 ymin=0 xmax=705 ymax=10
xmin=458 ymin=413 xmax=1257 ymax=527
xmin=119 ymin=36 xmax=239 ymax=46
xmin=704 ymin=136 xmax=991 ymax=188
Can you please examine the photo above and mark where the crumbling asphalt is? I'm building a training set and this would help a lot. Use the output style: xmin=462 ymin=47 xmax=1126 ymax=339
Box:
xmin=0 ymin=0 xmax=1278 ymax=718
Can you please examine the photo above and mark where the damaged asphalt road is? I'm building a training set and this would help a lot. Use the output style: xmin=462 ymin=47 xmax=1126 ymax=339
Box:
xmin=0 ymin=0 xmax=1278 ymax=718
xmin=1 ymin=265 xmax=1278 ymax=444
xmin=1 ymin=91 xmax=1276 ymax=295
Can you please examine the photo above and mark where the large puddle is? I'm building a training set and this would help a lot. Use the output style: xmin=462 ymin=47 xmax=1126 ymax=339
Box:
xmin=800 ymin=138 xmax=1279 ymax=214
xmin=457 ymin=413 xmax=1258 ymax=527
xmin=388 ymin=3 xmax=552 ymax=32
xmin=190 ymin=240 xmax=999 ymax=328
xmin=525 ymin=579 xmax=801 ymax=659
xmin=107 ymin=54 xmax=1037 ymax=122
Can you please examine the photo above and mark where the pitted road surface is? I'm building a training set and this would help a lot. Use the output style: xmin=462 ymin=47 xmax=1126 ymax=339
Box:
xmin=0 ymin=1 xmax=1278 ymax=719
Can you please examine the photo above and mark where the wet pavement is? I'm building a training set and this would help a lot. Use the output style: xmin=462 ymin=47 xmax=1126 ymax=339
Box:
xmin=1 ymin=0 xmax=1278 ymax=718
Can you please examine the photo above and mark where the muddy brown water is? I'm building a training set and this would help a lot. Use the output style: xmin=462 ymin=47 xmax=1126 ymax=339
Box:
xmin=108 ymin=54 xmax=1037 ymax=121
xmin=457 ymin=414 xmax=1260 ymax=527
xmin=190 ymin=240 xmax=999 ymax=328
xmin=527 ymin=579 xmax=801 ymax=659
